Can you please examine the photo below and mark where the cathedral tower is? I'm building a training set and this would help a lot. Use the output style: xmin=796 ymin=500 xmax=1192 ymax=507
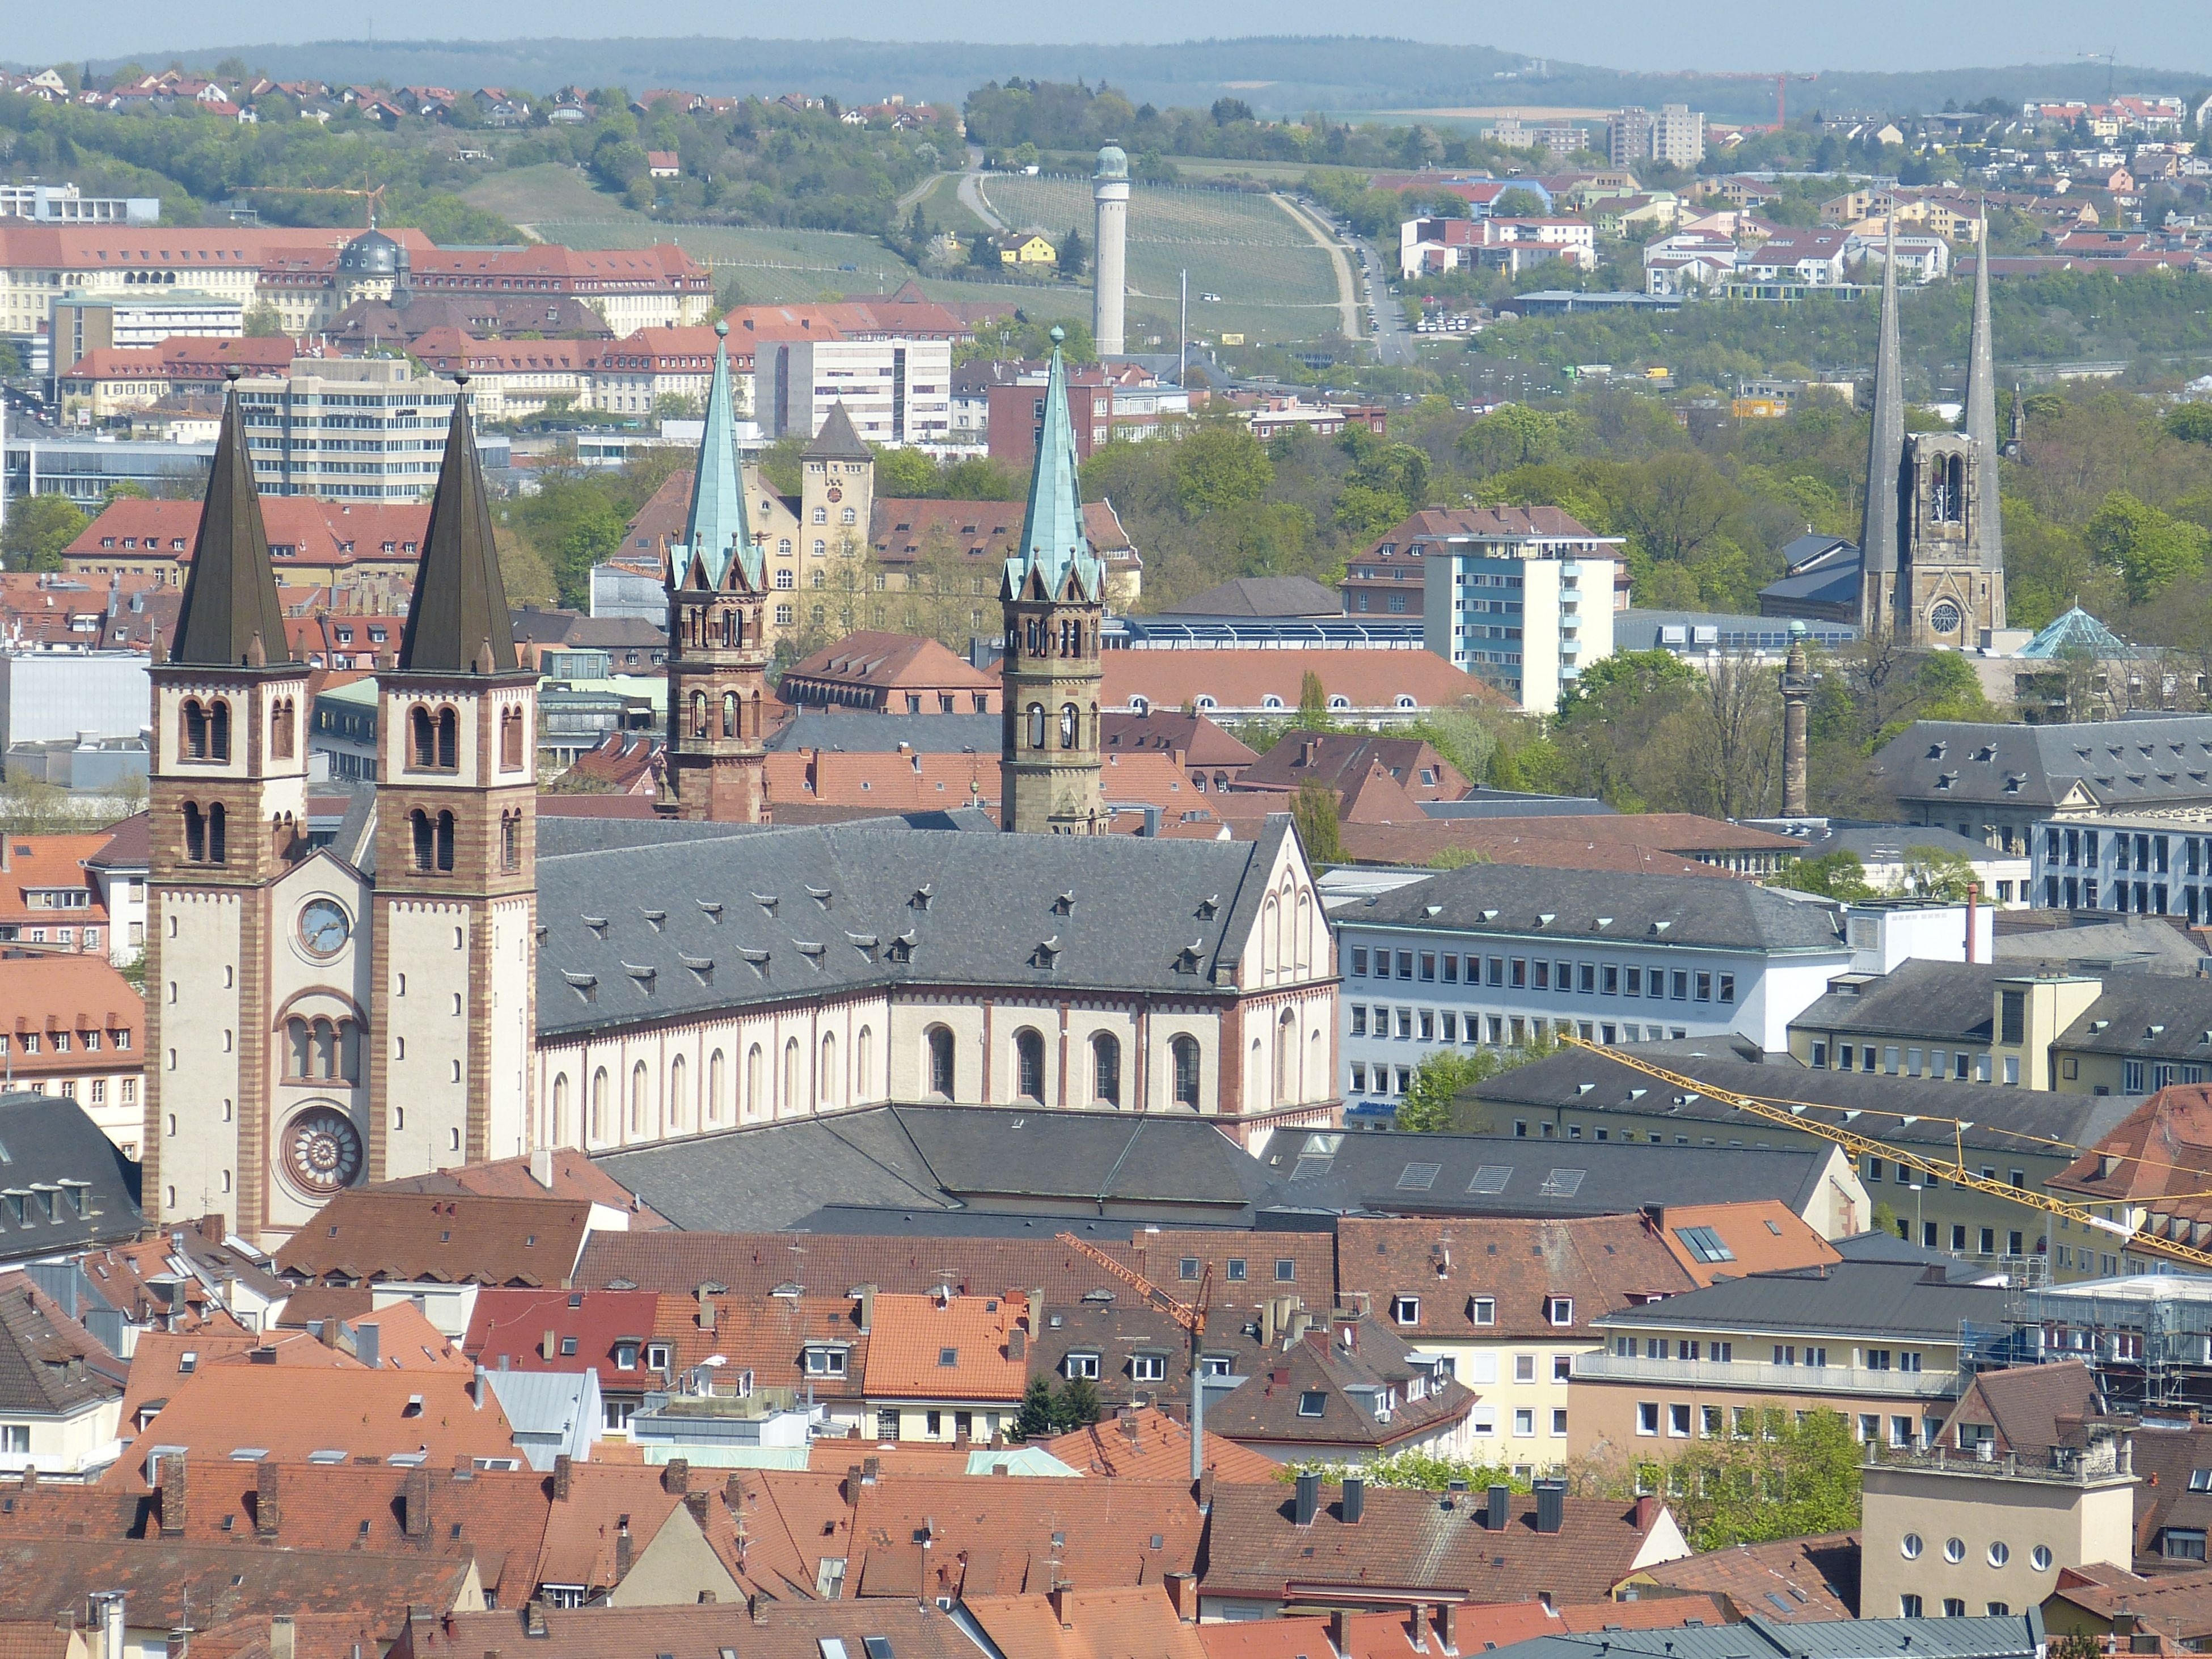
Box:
xmin=999 ymin=330 xmax=1105 ymax=835
xmin=1962 ymin=203 xmax=2007 ymax=623
xmin=369 ymin=378 xmax=539 ymax=1177
xmin=1858 ymin=216 xmax=1906 ymax=636
xmin=142 ymin=370 xmax=311 ymax=1234
xmin=661 ymin=320 xmax=769 ymax=823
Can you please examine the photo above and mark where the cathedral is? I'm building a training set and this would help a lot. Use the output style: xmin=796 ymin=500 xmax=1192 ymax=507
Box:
xmin=144 ymin=339 xmax=1336 ymax=1244
xmin=1856 ymin=214 xmax=2007 ymax=645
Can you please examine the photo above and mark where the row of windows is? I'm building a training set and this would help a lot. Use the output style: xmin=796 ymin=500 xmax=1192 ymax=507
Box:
xmin=1638 ymin=1403 xmax=1934 ymax=1447
xmin=408 ymin=704 xmax=527 ymax=773
xmin=1809 ymin=1041 xmax=2017 ymax=1086
xmin=180 ymin=696 xmax=296 ymax=764
xmin=1349 ymin=1006 xmax=1684 ymax=1046
xmin=923 ymin=1025 xmax=1201 ymax=1109
xmin=0 ymin=1027 xmax=126 ymax=1054
xmin=6 ymin=1077 xmax=131 ymax=1105
xmin=1348 ymin=946 xmax=1736 ymax=1004
xmin=1612 ymin=1335 xmax=1923 ymax=1370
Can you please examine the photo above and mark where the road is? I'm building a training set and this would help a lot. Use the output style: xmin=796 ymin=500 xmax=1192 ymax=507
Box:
xmin=1268 ymin=193 xmax=1360 ymax=342
xmin=1344 ymin=229 xmax=1416 ymax=365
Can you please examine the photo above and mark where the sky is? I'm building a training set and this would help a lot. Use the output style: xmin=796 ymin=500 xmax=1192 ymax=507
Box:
xmin=11 ymin=1 xmax=2206 ymax=76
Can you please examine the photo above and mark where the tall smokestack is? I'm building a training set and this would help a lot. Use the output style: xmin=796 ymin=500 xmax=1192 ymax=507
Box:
xmin=1094 ymin=146 xmax=1130 ymax=358
xmin=1781 ymin=620 xmax=1811 ymax=817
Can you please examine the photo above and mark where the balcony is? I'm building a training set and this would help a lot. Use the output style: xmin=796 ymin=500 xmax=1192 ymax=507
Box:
xmin=1573 ymin=1352 xmax=1957 ymax=1399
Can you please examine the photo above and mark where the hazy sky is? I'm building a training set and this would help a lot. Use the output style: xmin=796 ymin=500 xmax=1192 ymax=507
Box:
xmin=11 ymin=0 xmax=2203 ymax=75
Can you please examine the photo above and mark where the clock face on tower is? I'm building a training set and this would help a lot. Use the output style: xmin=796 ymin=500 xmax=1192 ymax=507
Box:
xmin=298 ymin=898 xmax=352 ymax=960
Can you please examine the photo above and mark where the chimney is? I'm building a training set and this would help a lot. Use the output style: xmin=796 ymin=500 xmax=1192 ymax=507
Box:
xmin=696 ymin=1286 xmax=716 ymax=1331
xmin=255 ymin=1459 xmax=281 ymax=1538
xmin=1330 ymin=1610 xmax=1353 ymax=1653
xmin=1534 ymin=1479 xmax=1565 ymax=1535
xmin=614 ymin=1526 xmax=634 ymax=1582
xmin=1633 ymin=1493 xmax=1661 ymax=1533
xmin=468 ymin=1364 xmax=485 ymax=1407
xmin=1163 ymin=1572 xmax=1196 ymax=1623
xmin=269 ymin=1618 xmax=295 ymax=1659
xmin=1411 ymin=1604 xmax=1432 ymax=1653
xmin=159 ymin=1452 xmax=187 ymax=1538
xmin=530 ymin=1146 xmax=554 ymax=1189
xmin=1486 ymin=1484 xmax=1509 ymax=1531
xmin=1294 ymin=1471 xmax=1322 ymax=1527
xmin=541 ymin=1329 xmax=558 ymax=1362
xmin=1342 ymin=1475 xmax=1365 ymax=1525
xmin=748 ymin=1593 xmax=770 ymax=1627
xmin=854 ymin=1285 xmax=876 ymax=1334
xmin=1441 ymin=1603 xmax=1462 ymax=1652
xmin=524 ymin=1604 xmax=548 ymax=1640
xmin=662 ymin=1459 xmax=691 ymax=1496
xmin=685 ymin=1491 xmax=711 ymax=1526
xmin=552 ymin=1455 xmax=572 ymax=1502
xmin=90 ymin=1593 xmax=125 ymax=1659
xmin=1008 ymin=1326 xmax=1026 ymax=1360
xmin=356 ymin=1322 xmax=379 ymax=1371
xmin=1048 ymin=1585 xmax=1073 ymax=1630
xmin=403 ymin=1466 xmax=432 ymax=1539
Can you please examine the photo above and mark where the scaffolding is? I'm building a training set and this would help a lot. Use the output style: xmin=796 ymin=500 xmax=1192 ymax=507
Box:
xmin=2008 ymin=1276 xmax=2212 ymax=1412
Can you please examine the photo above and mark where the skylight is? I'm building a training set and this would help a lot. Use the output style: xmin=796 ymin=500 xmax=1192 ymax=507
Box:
xmin=1396 ymin=1162 xmax=1442 ymax=1192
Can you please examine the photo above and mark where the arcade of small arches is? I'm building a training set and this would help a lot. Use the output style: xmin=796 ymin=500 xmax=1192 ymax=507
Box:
xmin=542 ymin=1020 xmax=880 ymax=1146
xmin=685 ymin=687 xmax=766 ymax=741
xmin=1021 ymin=701 xmax=1101 ymax=752
xmin=404 ymin=702 xmax=528 ymax=774
xmin=178 ymin=694 xmax=297 ymax=765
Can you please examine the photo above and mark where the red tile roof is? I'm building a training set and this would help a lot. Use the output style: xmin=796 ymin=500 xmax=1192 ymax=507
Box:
xmin=1101 ymin=650 xmax=1506 ymax=715
xmin=849 ymin=1472 xmax=1204 ymax=1598
xmin=860 ymin=1290 xmax=1029 ymax=1403
xmin=1627 ymin=1533 xmax=1859 ymax=1622
xmin=1042 ymin=1407 xmax=1282 ymax=1483
xmin=0 ymin=954 xmax=141 ymax=1079
xmin=66 ymin=498 xmax=428 ymax=569
xmin=779 ymin=631 xmax=997 ymax=703
xmin=963 ymin=1586 xmax=1206 ymax=1659
xmin=273 ymin=1192 xmax=597 ymax=1288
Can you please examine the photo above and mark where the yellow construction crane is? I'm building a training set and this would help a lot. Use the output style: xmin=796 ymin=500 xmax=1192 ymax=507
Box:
xmin=1556 ymin=1035 xmax=2212 ymax=1273
xmin=1056 ymin=1232 xmax=1215 ymax=1479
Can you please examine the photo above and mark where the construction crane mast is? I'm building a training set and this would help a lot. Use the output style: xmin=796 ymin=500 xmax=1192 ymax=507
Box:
xmin=1691 ymin=71 xmax=1817 ymax=133
xmin=1056 ymin=1232 xmax=1214 ymax=1480
xmin=1556 ymin=1036 xmax=2212 ymax=1273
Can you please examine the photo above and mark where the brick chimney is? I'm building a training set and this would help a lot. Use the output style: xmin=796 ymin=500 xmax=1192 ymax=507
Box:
xmin=1048 ymin=1585 xmax=1073 ymax=1630
xmin=1440 ymin=1603 xmax=1462 ymax=1652
xmin=685 ymin=1491 xmax=711 ymax=1526
xmin=403 ymin=1466 xmax=432 ymax=1539
xmin=524 ymin=1603 xmax=548 ymax=1639
xmin=1329 ymin=1609 xmax=1353 ymax=1653
xmin=254 ymin=1459 xmax=281 ymax=1539
xmin=1411 ymin=1603 xmax=1432 ymax=1653
xmin=1632 ymin=1493 xmax=1661 ymax=1533
xmin=661 ymin=1458 xmax=690 ymax=1496
xmin=158 ymin=1452 xmax=187 ymax=1538
xmin=553 ymin=1454 xmax=572 ymax=1502
xmin=1163 ymin=1572 xmax=1196 ymax=1623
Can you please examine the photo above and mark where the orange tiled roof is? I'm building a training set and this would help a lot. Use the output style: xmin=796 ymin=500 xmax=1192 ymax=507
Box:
xmin=860 ymin=1291 xmax=1029 ymax=1403
xmin=1042 ymin=1407 xmax=1282 ymax=1483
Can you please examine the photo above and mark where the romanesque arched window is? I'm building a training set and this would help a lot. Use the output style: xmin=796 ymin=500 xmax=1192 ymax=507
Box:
xmin=926 ymin=1026 xmax=955 ymax=1098
xmin=209 ymin=699 xmax=231 ymax=762
xmin=1092 ymin=1032 xmax=1121 ymax=1107
xmin=1014 ymin=1028 xmax=1045 ymax=1104
xmin=410 ymin=705 xmax=436 ymax=769
xmin=435 ymin=707 xmax=458 ymax=770
xmin=1171 ymin=1036 xmax=1201 ymax=1109
xmin=181 ymin=699 xmax=210 ymax=761
xmin=271 ymin=698 xmax=296 ymax=760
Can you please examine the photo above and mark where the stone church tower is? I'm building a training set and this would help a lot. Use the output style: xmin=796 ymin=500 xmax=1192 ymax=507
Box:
xmin=367 ymin=378 xmax=539 ymax=1180
xmin=1000 ymin=330 xmax=1105 ymax=835
xmin=660 ymin=320 xmax=769 ymax=823
xmin=142 ymin=370 xmax=312 ymax=1236
xmin=1859 ymin=212 xmax=2006 ymax=646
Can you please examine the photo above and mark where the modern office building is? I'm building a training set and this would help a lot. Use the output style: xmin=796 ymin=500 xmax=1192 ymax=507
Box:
xmin=756 ymin=337 xmax=953 ymax=448
xmin=235 ymin=357 xmax=465 ymax=500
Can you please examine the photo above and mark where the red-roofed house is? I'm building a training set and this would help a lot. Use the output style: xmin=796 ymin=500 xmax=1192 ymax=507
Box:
xmin=64 ymin=498 xmax=427 ymax=590
xmin=1101 ymin=649 xmax=1505 ymax=723
xmin=777 ymin=631 xmax=1000 ymax=714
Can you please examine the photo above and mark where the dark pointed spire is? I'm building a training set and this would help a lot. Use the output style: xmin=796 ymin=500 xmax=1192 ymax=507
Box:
xmin=1964 ymin=200 xmax=2003 ymax=572
xmin=803 ymin=402 xmax=872 ymax=463
xmin=171 ymin=369 xmax=293 ymax=668
xmin=398 ymin=377 xmax=517 ymax=674
xmin=1859 ymin=210 xmax=1905 ymax=580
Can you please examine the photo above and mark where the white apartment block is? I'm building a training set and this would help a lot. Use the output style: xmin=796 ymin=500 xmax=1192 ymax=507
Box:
xmin=1421 ymin=523 xmax=1622 ymax=714
xmin=758 ymin=338 xmax=953 ymax=447
xmin=237 ymin=358 xmax=462 ymax=501
xmin=1608 ymin=105 xmax=1706 ymax=170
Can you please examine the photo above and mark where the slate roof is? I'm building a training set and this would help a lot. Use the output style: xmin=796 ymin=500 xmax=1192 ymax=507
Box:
xmin=2056 ymin=982 xmax=2212 ymax=1061
xmin=1466 ymin=1044 xmax=2136 ymax=1162
xmin=167 ymin=386 xmax=292 ymax=669
xmin=803 ymin=403 xmax=872 ymax=462
xmin=1255 ymin=1128 xmax=1845 ymax=1222
xmin=1339 ymin=861 xmax=1846 ymax=952
xmin=394 ymin=1601 xmax=976 ymax=1659
xmin=1590 ymin=1260 xmax=2008 ymax=1341
xmin=1873 ymin=717 xmax=2212 ymax=813
xmin=535 ymin=819 xmax=1287 ymax=1039
xmin=0 ymin=1094 xmax=144 ymax=1263
xmin=1160 ymin=576 xmax=1345 ymax=619
xmin=1627 ymin=1530 xmax=1860 ymax=1622
xmin=1200 ymin=1480 xmax=1677 ymax=1606
xmin=763 ymin=710 xmax=1002 ymax=753
xmin=1479 ymin=1613 xmax=2043 ymax=1659
xmin=397 ymin=392 xmax=516 ymax=674
xmin=591 ymin=1104 xmax=1278 ymax=1231
xmin=1786 ymin=959 xmax=2012 ymax=1045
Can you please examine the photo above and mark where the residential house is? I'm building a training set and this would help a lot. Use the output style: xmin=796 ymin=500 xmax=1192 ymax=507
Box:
xmin=1203 ymin=1310 xmax=1475 ymax=1464
xmin=1618 ymin=1531 xmax=1860 ymax=1620
xmin=1039 ymin=1405 xmax=1282 ymax=1481
xmin=1572 ymin=1260 xmax=2012 ymax=1464
xmin=858 ymin=1287 xmax=1030 ymax=1444
xmin=389 ymin=1602 xmax=973 ymax=1659
xmin=2045 ymin=1087 xmax=2212 ymax=1274
xmin=1099 ymin=710 xmax=1258 ymax=795
xmin=0 ymin=1270 xmax=126 ymax=1475
xmin=964 ymin=1586 xmax=1206 ymax=1659
xmin=0 ymin=958 xmax=143 ymax=1152
xmin=0 ymin=834 xmax=115 ymax=957
xmin=1231 ymin=733 xmax=1470 ymax=805
xmin=776 ymin=631 xmax=1000 ymax=714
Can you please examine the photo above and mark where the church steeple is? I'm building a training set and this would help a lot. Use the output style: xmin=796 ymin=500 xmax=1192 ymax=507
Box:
xmin=399 ymin=379 xmax=516 ymax=674
xmin=1859 ymin=212 xmax=1906 ymax=610
xmin=661 ymin=322 xmax=769 ymax=823
xmin=1000 ymin=329 xmax=1104 ymax=835
xmin=674 ymin=321 xmax=759 ymax=593
xmin=1964 ymin=202 xmax=2004 ymax=575
xmin=171 ymin=369 xmax=292 ymax=669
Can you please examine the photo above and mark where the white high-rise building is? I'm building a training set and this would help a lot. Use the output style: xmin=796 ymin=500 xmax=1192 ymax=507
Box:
xmin=1092 ymin=145 xmax=1130 ymax=358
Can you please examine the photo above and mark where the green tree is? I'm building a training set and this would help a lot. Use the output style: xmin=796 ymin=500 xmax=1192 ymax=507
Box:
xmin=1897 ymin=845 xmax=1979 ymax=901
xmin=2 ymin=495 xmax=89 ymax=572
xmin=1492 ymin=188 xmax=1547 ymax=217
xmin=873 ymin=446 xmax=939 ymax=499
xmin=1296 ymin=669 xmax=1329 ymax=728
xmin=1457 ymin=404 xmax=1578 ymax=475
xmin=1397 ymin=1049 xmax=1497 ymax=1133
xmin=1060 ymin=223 xmax=1086 ymax=278
xmin=1052 ymin=1377 xmax=1102 ymax=1430
xmin=2086 ymin=490 xmax=2209 ymax=602
xmin=242 ymin=302 xmax=288 ymax=337
xmin=1283 ymin=1449 xmax=1530 ymax=1492
xmin=1772 ymin=850 xmax=1876 ymax=900
xmin=1643 ymin=1407 xmax=1863 ymax=1551
xmin=1292 ymin=778 xmax=1344 ymax=864
xmin=1171 ymin=425 xmax=1273 ymax=516
xmin=1014 ymin=1377 xmax=1056 ymax=1440
xmin=2169 ymin=404 xmax=2212 ymax=445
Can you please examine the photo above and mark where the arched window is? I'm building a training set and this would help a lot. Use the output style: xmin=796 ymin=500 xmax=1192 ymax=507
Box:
xmin=271 ymin=699 xmax=296 ymax=760
xmin=856 ymin=1027 xmax=872 ymax=1097
xmin=1276 ymin=1008 xmax=1296 ymax=1105
xmin=691 ymin=691 xmax=708 ymax=739
xmin=707 ymin=1050 xmax=725 ymax=1123
xmin=630 ymin=1060 xmax=649 ymax=1133
xmin=410 ymin=705 xmax=436 ymax=769
xmin=1092 ymin=1032 xmax=1121 ymax=1107
xmin=184 ymin=803 xmax=206 ymax=863
xmin=1014 ymin=1028 xmax=1046 ymax=1104
xmin=782 ymin=1037 xmax=800 ymax=1115
xmin=669 ymin=1054 xmax=689 ymax=1129
xmin=209 ymin=699 xmax=231 ymax=762
xmin=286 ymin=1017 xmax=310 ymax=1077
xmin=590 ymin=1068 xmax=608 ymax=1140
xmin=723 ymin=691 xmax=738 ymax=738
xmin=552 ymin=1074 xmax=570 ymax=1143
xmin=500 ymin=707 xmax=523 ymax=770
xmin=926 ymin=1026 xmax=955 ymax=1098
xmin=747 ymin=1044 xmax=763 ymax=1120
xmin=435 ymin=811 xmax=455 ymax=873
xmin=820 ymin=1032 xmax=838 ymax=1109
xmin=436 ymin=707 xmax=458 ymax=770
xmin=411 ymin=809 xmax=434 ymax=872
xmin=181 ymin=699 xmax=207 ymax=761
xmin=207 ymin=803 xmax=226 ymax=866
xmin=1027 ymin=704 xmax=1046 ymax=749
xmin=1059 ymin=703 xmax=1078 ymax=749
xmin=1171 ymin=1036 xmax=1201 ymax=1109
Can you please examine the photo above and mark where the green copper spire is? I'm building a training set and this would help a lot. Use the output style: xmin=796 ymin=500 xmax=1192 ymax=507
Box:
xmin=1005 ymin=330 xmax=1102 ymax=603
xmin=676 ymin=320 xmax=759 ymax=592
xmin=171 ymin=372 xmax=293 ymax=668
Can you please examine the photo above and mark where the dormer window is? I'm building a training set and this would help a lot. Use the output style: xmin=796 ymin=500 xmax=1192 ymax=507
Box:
xmin=1066 ymin=1352 xmax=1100 ymax=1381
xmin=804 ymin=1344 xmax=847 ymax=1377
xmin=614 ymin=1341 xmax=639 ymax=1371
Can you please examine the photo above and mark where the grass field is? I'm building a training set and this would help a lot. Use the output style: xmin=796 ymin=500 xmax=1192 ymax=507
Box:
xmin=461 ymin=163 xmax=646 ymax=231
xmin=978 ymin=175 xmax=1344 ymax=345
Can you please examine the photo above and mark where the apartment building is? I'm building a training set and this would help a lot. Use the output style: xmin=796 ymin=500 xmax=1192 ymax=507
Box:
xmin=1609 ymin=105 xmax=1706 ymax=170
xmin=1572 ymin=1259 xmax=2008 ymax=1464
xmin=0 ymin=954 xmax=145 ymax=1154
xmin=2032 ymin=815 xmax=2212 ymax=922
xmin=235 ymin=357 xmax=462 ymax=500
xmin=757 ymin=336 xmax=952 ymax=447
